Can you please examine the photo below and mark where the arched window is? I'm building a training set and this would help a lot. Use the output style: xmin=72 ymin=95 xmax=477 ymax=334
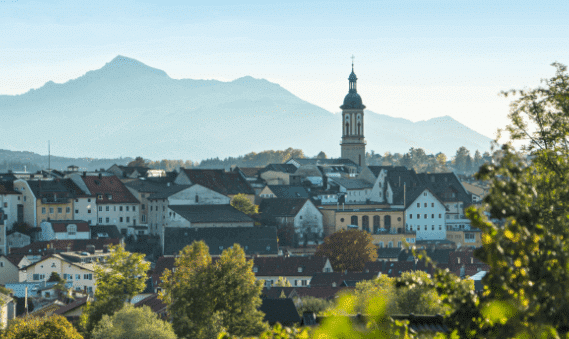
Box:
xmin=357 ymin=122 xmax=361 ymax=135
xmin=397 ymin=241 xmax=402 ymax=248
xmin=350 ymin=215 xmax=358 ymax=226
xmin=384 ymin=215 xmax=391 ymax=230
xmin=362 ymin=216 xmax=370 ymax=233
xmin=378 ymin=242 xmax=384 ymax=248
xmin=345 ymin=122 xmax=350 ymax=136
xmin=373 ymin=215 xmax=380 ymax=234
xmin=388 ymin=241 xmax=393 ymax=248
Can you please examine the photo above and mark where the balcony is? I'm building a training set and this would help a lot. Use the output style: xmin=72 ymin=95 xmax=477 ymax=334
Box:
xmin=41 ymin=197 xmax=70 ymax=204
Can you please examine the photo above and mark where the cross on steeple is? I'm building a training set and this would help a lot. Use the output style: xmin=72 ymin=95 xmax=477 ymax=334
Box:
xmin=351 ymin=55 xmax=355 ymax=69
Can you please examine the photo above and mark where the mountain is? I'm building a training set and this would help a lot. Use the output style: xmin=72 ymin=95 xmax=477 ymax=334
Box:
xmin=0 ymin=56 xmax=492 ymax=160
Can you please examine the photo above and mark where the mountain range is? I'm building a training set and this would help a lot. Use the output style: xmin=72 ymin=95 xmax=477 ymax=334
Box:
xmin=0 ymin=56 xmax=492 ymax=161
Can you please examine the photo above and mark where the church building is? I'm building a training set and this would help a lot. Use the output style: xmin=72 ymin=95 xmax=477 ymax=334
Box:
xmin=340 ymin=62 xmax=366 ymax=166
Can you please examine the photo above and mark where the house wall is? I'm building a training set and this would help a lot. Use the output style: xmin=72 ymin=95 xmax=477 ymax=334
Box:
xmin=344 ymin=188 xmax=370 ymax=204
xmin=148 ymin=199 xmax=169 ymax=236
xmin=24 ymin=257 xmax=96 ymax=292
xmin=0 ymin=257 xmax=19 ymax=285
xmin=256 ymin=275 xmax=314 ymax=287
xmin=126 ymin=188 xmax=151 ymax=226
xmin=0 ymin=194 xmax=20 ymax=231
xmin=260 ymin=171 xmax=289 ymax=185
xmin=0 ymin=224 xmax=5 ymax=256
xmin=73 ymin=197 xmax=96 ymax=225
xmin=405 ymin=190 xmax=447 ymax=240
xmin=6 ymin=232 xmax=31 ymax=249
xmin=335 ymin=210 xmax=405 ymax=234
xmin=293 ymin=201 xmax=323 ymax=245
xmin=447 ymin=231 xmax=482 ymax=248
xmin=95 ymin=203 xmax=140 ymax=233
xmin=169 ymin=185 xmax=230 ymax=206
xmin=13 ymin=181 xmax=36 ymax=226
xmin=373 ymin=233 xmax=415 ymax=248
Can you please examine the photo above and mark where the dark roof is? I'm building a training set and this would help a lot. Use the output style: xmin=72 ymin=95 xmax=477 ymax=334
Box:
xmin=376 ymin=247 xmax=403 ymax=259
xmin=329 ymin=178 xmax=373 ymax=190
xmin=288 ymin=158 xmax=359 ymax=167
xmin=1 ymin=254 xmax=26 ymax=267
xmin=163 ymin=226 xmax=278 ymax=256
xmin=49 ymin=220 xmax=90 ymax=233
xmin=147 ymin=185 xmax=192 ymax=200
xmin=259 ymin=164 xmax=298 ymax=174
xmin=295 ymin=286 xmax=352 ymax=300
xmin=417 ymin=173 xmax=472 ymax=204
xmin=266 ymin=185 xmax=309 ymax=199
xmin=152 ymin=256 xmax=176 ymax=286
xmin=10 ymin=238 xmax=120 ymax=255
xmin=259 ymin=198 xmax=311 ymax=218
xmin=124 ymin=179 xmax=171 ymax=193
xmin=391 ymin=314 xmax=450 ymax=334
xmin=134 ymin=293 xmax=167 ymax=314
xmin=261 ymin=287 xmax=298 ymax=299
xmin=309 ymin=272 xmax=378 ymax=287
xmin=385 ymin=167 xmax=424 ymax=205
xmin=60 ymin=179 xmax=90 ymax=197
xmin=53 ymin=297 xmax=89 ymax=315
xmin=90 ymin=225 xmax=122 ymax=239
xmin=180 ymin=169 xmax=255 ymax=195
xmin=252 ymin=256 xmax=329 ymax=277
xmin=26 ymin=180 xmax=71 ymax=198
xmin=0 ymin=183 xmax=20 ymax=195
xmin=234 ymin=167 xmax=264 ymax=178
xmin=366 ymin=166 xmax=396 ymax=178
xmin=117 ymin=165 xmax=152 ymax=177
xmin=82 ymin=175 xmax=140 ymax=204
xmin=259 ymin=298 xmax=301 ymax=326
xmin=168 ymin=204 xmax=253 ymax=223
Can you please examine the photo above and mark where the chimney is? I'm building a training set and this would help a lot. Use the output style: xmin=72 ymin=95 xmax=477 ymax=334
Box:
xmin=66 ymin=245 xmax=72 ymax=253
xmin=98 ymin=173 xmax=102 ymax=179
xmin=82 ymin=171 xmax=86 ymax=177
xmin=103 ymin=245 xmax=109 ymax=253
xmin=87 ymin=245 xmax=95 ymax=254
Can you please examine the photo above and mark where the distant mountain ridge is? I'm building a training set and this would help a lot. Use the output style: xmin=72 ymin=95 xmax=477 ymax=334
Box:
xmin=0 ymin=55 xmax=492 ymax=160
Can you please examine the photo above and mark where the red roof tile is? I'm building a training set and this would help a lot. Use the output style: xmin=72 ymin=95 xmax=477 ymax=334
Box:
xmin=53 ymin=297 xmax=89 ymax=315
xmin=50 ymin=221 xmax=90 ymax=233
xmin=82 ymin=175 xmax=139 ymax=204
xmin=134 ymin=293 xmax=167 ymax=314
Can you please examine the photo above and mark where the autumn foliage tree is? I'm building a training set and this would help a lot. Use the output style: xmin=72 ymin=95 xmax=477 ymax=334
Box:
xmin=230 ymin=194 xmax=258 ymax=216
xmin=315 ymin=229 xmax=377 ymax=272
xmin=2 ymin=315 xmax=83 ymax=339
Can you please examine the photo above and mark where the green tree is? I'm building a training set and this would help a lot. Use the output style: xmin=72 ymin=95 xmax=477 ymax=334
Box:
xmin=91 ymin=304 xmax=176 ymax=339
xmin=316 ymin=151 xmax=327 ymax=159
xmin=314 ymin=229 xmax=378 ymax=272
xmin=160 ymin=241 xmax=268 ymax=339
xmin=47 ymin=272 xmax=63 ymax=283
xmin=79 ymin=245 xmax=150 ymax=338
xmin=230 ymin=193 xmax=258 ymax=216
xmin=11 ymin=222 xmax=31 ymax=236
xmin=452 ymin=146 xmax=472 ymax=174
xmin=127 ymin=157 xmax=147 ymax=167
xmin=435 ymin=152 xmax=448 ymax=172
xmin=274 ymin=277 xmax=292 ymax=287
xmin=2 ymin=315 xmax=83 ymax=339
xmin=295 ymin=297 xmax=334 ymax=317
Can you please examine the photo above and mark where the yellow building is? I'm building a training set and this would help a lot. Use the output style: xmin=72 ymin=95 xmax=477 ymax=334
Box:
xmin=23 ymin=254 xmax=96 ymax=293
xmin=14 ymin=179 xmax=74 ymax=227
xmin=446 ymin=229 xmax=482 ymax=248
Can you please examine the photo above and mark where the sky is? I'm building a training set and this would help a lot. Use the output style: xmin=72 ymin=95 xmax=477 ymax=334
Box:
xmin=2 ymin=0 xmax=569 ymax=142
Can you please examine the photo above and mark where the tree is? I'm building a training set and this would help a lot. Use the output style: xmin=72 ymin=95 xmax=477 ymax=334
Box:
xmin=435 ymin=152 xmax=448 ymax=172
xmin=160 ymin=241 xmax=268 ymax=339
xmin=2 ymin=315 xmax=83 ymax=339
xmin=453 ymin=146 xmax=472 ymax=174
xmin=127 ymin=157 xmax=147 ymax=167
xmin=274 ymin=277 xmax=291 ymax=287
xmin=11 ymin=221 xmax=31 ymax=235
xmin=230 ymin=194 xmax=258 ymax=216
xmin=295 ymin=297 xmax=334 ymax=317
xmin=91 ymin=304 xmax=176 ymax=339
xmin=79 ymin=245 xmax=150 ymax=337
xmin=316 ymin=151 xmax=327 ymax=159
xmin=314 ymin=229 xmax=377 ymax=272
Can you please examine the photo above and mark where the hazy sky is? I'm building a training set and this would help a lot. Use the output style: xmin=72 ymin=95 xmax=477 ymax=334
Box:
xmin=2 ymin=0 xmax=569 ymax=141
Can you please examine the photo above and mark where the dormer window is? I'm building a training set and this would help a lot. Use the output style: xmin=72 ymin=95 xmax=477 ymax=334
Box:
xmin=67 ymin=224 xmax=77 ymax=235
xmin=298 ymin=267 xmax=303 ymax=273
xmin=97 ymin=194 xmax=103 ymax=200
xmin=107 ymin=194 xmax=113 ymax=200
xmin=253 ymin=266 xmax=258 ymax=273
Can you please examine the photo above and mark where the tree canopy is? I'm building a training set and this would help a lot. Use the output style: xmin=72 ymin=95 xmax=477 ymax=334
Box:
xmin=127 ymin=157 xmax=147 ymax=167
xmin=230 ymin=194 xmax=258 ymax=216
xmin=91 ymin=304 xmax=176 ymax=339
xmin=2 ymin=315 xmax=83 ymax=339
xmin=315 ymin=229 xmax=377 ymax=272
xmin=159 ymin=241 xmax=267 ymax=339
xmin=79 ymin=245 xmax=150 ymax=337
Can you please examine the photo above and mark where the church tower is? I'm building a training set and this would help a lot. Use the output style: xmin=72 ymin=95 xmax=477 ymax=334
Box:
xmin=340 ymin=60 xmax=366 ymax=166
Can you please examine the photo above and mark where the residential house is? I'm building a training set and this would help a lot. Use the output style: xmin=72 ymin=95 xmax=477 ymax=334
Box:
xmin=0 ymin=255 xmax=32 ymax=284
xmin=6 ymin=231 xmax=31 ymax=249
xmin=38 ymin=220 xmax=91 ymax=241
xmin=134 ymin=294 xmax=167 ymax=318
xmin=53 ymin=296 xmax=91 ymax=318
xmin=0 ymin=292 xmax=16 ymax=330
xmin=259 ymin=198 xmax=323 ymax=247
xmin=404 ymin=188 xmax=447 ymax=240
xmin=290 ymin=165 xmax=324 ymax=186
xmin=258 ymin=164 xmax=298 ymax=185
xmin=307 ymin=186 xmax=340 ymax=206
xmin=252 ymin=256 xmax=333 ymax=287
xmin=329 ymin=177 xmax=373 ymax=204
xmin=0 ymin=182 xmax=22 ymax=230
xmin=309 ymin=272 xmax=379 ymax=288
xmin=63 ymin=177 xmax=97 ymax=226
xmin=461 ymin=182 xmax=489 ymax=203
xmin=81 ymin=174 xmax=140 ymax=234
xmin=174 ymin=169 xmax=256 ymax=204
xmin=10 ymin=238 xmax=121 ymax=255
xmin=232 ymin=167 xmax=266 ymax=194
xmin=446 ymin=227 xmax=483 ymax=248
xmin=125 ymin=179 xmax=171 ymax=228
xmin=258 ymin=185 xmax=309 ymax=200
xmin=163 ymin=226 xmax=278 ymax=256
xmin=0 ymin=212 xmax=5 ymax=255
xmin=166 ymin=205 xmax=254 ymax=228
xmin=13 ymin=179 xmax=74 ymax=227
xmin=22 ymin=254 xmax=96 ymax=293
xmin=260 ymin=298 xmax=301 ymax=327
xmin=107 ymin=165 xmax=165 ymax=180
xmin=89 ymin=225 xmax=122 ymax=240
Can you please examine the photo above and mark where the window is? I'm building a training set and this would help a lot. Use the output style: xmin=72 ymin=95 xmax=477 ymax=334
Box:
xmin=439 ymin=225 xmax=442 ymax=230
xmin=388 ymin=241 xmax=393 ymax=248
xmin=417 ymin=203 xmax=420 ymax=208
xmin=76 ymin=274 xmax=81 ymax=280
xmin=67 ymin=225 xmax=77 ymax=235
xmin=350 ymin=216 xmax=358 ymax=226
xmin=439 ymin=214 xmax=442 ymax=218
xmin=142 ymin=204 xmax=145 ymax=210
xmin=75 ymin=199 xmax=79 ymax=203
xmin=195 ymin=195 xmax=199 ymax=203
xmin=410 ymin=225 xmax=413 ymax=231
xmin=119 ymin=217 xmax=123 ymax=222
xmin=431 ymin=214 xmax=434 ymax=218
xmin=42 ymin=207 xmax=46 ymax=214
xmin=88 ymin=209 xmax=92 ymax=214
xmin=88 ymin=198 xmax=91 ymax=202
xmin=106 ymin=206 xmax=110 ymax=212
xmin=432 ymin=225 xmax=435 ymax=230
xmin=126 ymin=217 xmax=130 ymax=223
xmin=253 ymin=266 xmax=258 ymax=273
xmin=126 ymin=206 xmax=129 ymax=212
xmin=298 ymin=267 xmax=303 ymax=273
xmin=432 ymin=203 xmax=435 ymax=207
xmin=417 ymin=214 xmax=420 ymax=219
xmin=424 ymin=214 xmax=427 ymax=219
xmin=397 ymin=241 xmax=402 ymax=248
xmin=300 ymin=216 xmax=302 ymax=220
xmin=24 ymin=196 xmax=26 ymax=201
xmin=378 ymin=242 xmax=384 ymax=248
xmin=119 ymin=206 xmax=123 ymax=212
xmin=142 ymin=215 xmax=146 ymax=222
xmin=98 ymin=194 xmax=103 ymax=200
xmin=106 ymin=217 xmax=110 ymax=223
xmin=133 ymin=206 xmax=136 ymax=212
xmin=163 ymin=206 xmax=165 ymax=211
xmin=340 ymin=218 xmax=344 ymax=222
xmin=57 ymin=207 xmax=62 ymax=213
xmin=150 ymin=206 xmax=153 ymax=211
xmin=50 ymin=207 xmax=54 ymax=214
xmin=424 ymin=203 xmax=427 ymax=207
xmin=98 ymin=218 xmax=102 ymax=224
xmin=75 ymin=209 xmax=79 ymax=214
xmin=99 ymin=206 xmax=102 ymax=212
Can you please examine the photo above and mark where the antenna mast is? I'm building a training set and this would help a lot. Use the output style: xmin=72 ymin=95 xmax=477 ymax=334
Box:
xmin=48 ymin=140 xmax=51 ymax=171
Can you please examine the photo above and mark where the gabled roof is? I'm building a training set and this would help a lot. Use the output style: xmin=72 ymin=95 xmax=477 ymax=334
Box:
xmin=90 ymin=225 xmax=122 ymax=239
xmin=153 ymin=256 xmax=176 ymax=285
xmin=259 ymin=298 xmax=301 ymax=326
xmin=134 ymin=293 xmax=167 ymax=314
xmin=48 ymin=220 xmax=90 ymax=233
xmin=294 ymin=286 xmax=351 ymax=300
xmin=391 ymin=314 xmax=450 ymax=334
xmin=147 ymin=184 xmax=192 ymax=200
xmin=26 ymin=180 xmax=71 ymax=197
xmin=259 ymin=198 xmax=312 ymax=218
xmin=163 ymin=226 xmax=278 ymax=256
xmin=252 ymin=256 xmax=329 ymax=277
xmin=234 ymin=167 xmax=264 ymax=178
xmin=0 ymin=254 xmax=26 ymax=268
xmin=366 ymin=166 xmax=395 ymax=178
xmin=0 ymin=183 xmax=20 ymax=195
xmin=309 ymin=272 xmax=378 ymax=287
xmin=82 ymin=175 xmax=140 ymax=204
xmin=417 ymin=173 xmax=472 ymax=204
xmin=53 ymin=297 xmax=90 ymax=315
xmin=261 ymin=287 xmax=298 ymax=299
xmin=259 ymin=164 xmax=298 ymax=175
xmin=266 ymin=185 xmax=309 ymax=199
xmin=60 ymin=179 xmax=91 ymax=197
xmin=385 ymin=167 xmax=424 ymax=205
xmin=288 ymin=158 xmax=359 ymax=167
xmin=180 ymin=169 xmax=255 ymax=195
xmin=169 ymin=204 xmax=253 ymax=223
xmin=22 ymin=254 xmax=95 ymax=271
xmin=376 ymin=247 xmax=403 ymax=259
xmin=124 ymin=179 xmax=171 ymax=193
xmin=329 ymin=177 xmax=373 ymax=190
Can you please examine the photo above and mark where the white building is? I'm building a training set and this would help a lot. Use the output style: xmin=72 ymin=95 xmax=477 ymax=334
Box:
xmin=405 ymin=188 xmax=447 ymax=240
xmin=38 ymin=221 xmax=91 ymax=241
xmin=0 ymin=185 xmax=21 ymax=231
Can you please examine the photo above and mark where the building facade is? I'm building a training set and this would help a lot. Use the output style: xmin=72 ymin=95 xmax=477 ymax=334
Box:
xmin=340 ymin=63 xmax=366 ymax=166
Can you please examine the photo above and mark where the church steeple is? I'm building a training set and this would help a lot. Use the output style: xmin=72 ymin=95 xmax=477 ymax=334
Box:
xmin=340 ymin=56 xmax=366 ymax=167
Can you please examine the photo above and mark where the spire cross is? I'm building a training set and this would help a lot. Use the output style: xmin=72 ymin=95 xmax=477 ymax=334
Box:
xmin=351 ymin=55 xmax=355 ymax=69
